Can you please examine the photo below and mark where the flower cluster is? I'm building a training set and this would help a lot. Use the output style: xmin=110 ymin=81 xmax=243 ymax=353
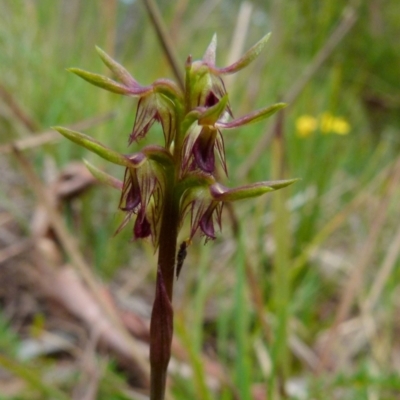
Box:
xmin=296 ymin=112 xmax=351 ymax=138
xmin=54 ymin=34 xmax=296 ymax=246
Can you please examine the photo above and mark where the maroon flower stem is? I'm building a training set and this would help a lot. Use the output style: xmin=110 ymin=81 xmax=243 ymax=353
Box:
xmin=150 ymin=102 xmax=186 ymax=400
xmin=157 ymin=186 xmax=179 ymax=300
xmin=149 ymin=173 xmax=180 ymax=400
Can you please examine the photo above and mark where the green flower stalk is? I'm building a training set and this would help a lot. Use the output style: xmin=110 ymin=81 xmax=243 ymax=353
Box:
xmin=54 ymin=33 xmax=296 ymax=400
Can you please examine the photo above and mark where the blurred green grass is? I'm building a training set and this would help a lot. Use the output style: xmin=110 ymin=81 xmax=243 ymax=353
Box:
xmin=1 ymin=1 xmax=400 ymax=399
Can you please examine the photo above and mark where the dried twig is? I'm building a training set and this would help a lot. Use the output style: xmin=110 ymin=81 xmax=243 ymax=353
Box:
xmin=364 ymin=218 xmax=400 ymax=312
xmin=224 ymin=2 xmax=253 ymax=89
xmin=0 ymin=83 xmax=39 ymax=132
xmin=0 ymin=112 xmax=115 ymax=154
xmin=12 ymin=147 xmax=150 ymax=384
xmin=0 ymin=238 xmax=34 ymax=265
xmin=317 ymin=157 xmax=400 ymax=372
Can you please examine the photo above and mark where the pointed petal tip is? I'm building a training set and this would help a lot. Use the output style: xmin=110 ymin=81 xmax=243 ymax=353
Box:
xmin=67 ymin=67 xmax=81 ymax=74
xmin=210 ymin=33 xmax=217 ymax=47
xmin=213 ymin=32 xmax=272 ymax=75
xmin=251 ymin=32 xmax=272 ymax=52
xmin=261 ymin=32 xmax=272 ymax=42
xmin=95 ymin=46 xmax=111 ymax=61
xmin=185 ymin=54 xmax=193 ymax=68
xmin=268 ymin=178 xmax=301 ymax=190
xmin=82 ymin=158 xmax=124 ymax=190
xmin=52 ymin=126 xmax=67 ymax=135
xmin=217 ymin=102 xmax=287 ymax=129
xmin=52 ymin=126 xmax=131 ymax=167
xmin=203 ymin=34 xmax=217 ymax=65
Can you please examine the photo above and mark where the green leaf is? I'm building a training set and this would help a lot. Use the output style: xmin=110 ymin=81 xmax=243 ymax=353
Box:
xmin=83 ymin=159 xmax=123 ymax=190
xmin=68 ymin=68 xmax=132 ymax=95
xmin=53 ymin=126 xmax=131 ymax=167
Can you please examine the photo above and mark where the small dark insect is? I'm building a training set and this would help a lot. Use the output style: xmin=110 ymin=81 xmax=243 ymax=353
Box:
xmin=176 ymin=240 xmax=190 ymax=279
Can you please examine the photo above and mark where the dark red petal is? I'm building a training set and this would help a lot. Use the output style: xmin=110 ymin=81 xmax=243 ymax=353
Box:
xmin=134 ymin=209 xmax=152 ymax=239
xmin=129 ymin=97 xmax=157 ymax=144
xmin=119 ymin=169 xmax=141 ymax=212
xmin=204 ymin=91 xmax=219 ymax=108
xmin=199 ymin=203 xmax=218 ymax=240
xmin=123 ymin=187 xmax=141 ymax=211
xmin=193 ymin=129 xmax=216 ymax=174
xmin=209 ymin=76 xmax=232 ymax=117
xmin=155 ymin=96 xmax=176 ymax=148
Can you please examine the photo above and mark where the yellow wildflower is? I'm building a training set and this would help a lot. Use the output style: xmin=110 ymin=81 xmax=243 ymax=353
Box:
xmin=331 ymin=117 xmax=350 ymax=135
xmin=296 ymin=115 xmax=317 ymax=137
xmin=320 ymin=112 xmax=350 ymax=135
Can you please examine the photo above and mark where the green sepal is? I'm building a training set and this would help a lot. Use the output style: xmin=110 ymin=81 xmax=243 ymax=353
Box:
xmin=95 ymin=46 xmax=136 ymax=87
xmin=198 ymin=94 xmax=229 ymax=126
xmin=181 ymin=111 xmax=202 ymax=137
xmin=214 ymin=33 xmax=271 ymax=75
xmin=153 ymin=79 xmax=184 ymax=103
xmin=141 ymin=145 xmax=174 ymax=168
xmin=180 ymin=95 xmax=229 ymax=138
xmin=217 ymin=103 xmax=287 ymax=129
xmin=264 ymin=178 xmax=300 ymax=190
xmin=83 ymin=159 xmax=123 ymax=190
xmin=68 ymin=68 xmax=133 ymax=95
xmin=210 ymin=178 xmax=299 ymax=202
xmin=53 ymin=126 xmax=131 ymax=167
xmin=175 ymin=172 xmax=215 ymax=199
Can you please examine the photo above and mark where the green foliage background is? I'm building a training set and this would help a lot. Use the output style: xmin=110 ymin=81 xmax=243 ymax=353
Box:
xmin=1 ymin=1 xmax=400 ymax=399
